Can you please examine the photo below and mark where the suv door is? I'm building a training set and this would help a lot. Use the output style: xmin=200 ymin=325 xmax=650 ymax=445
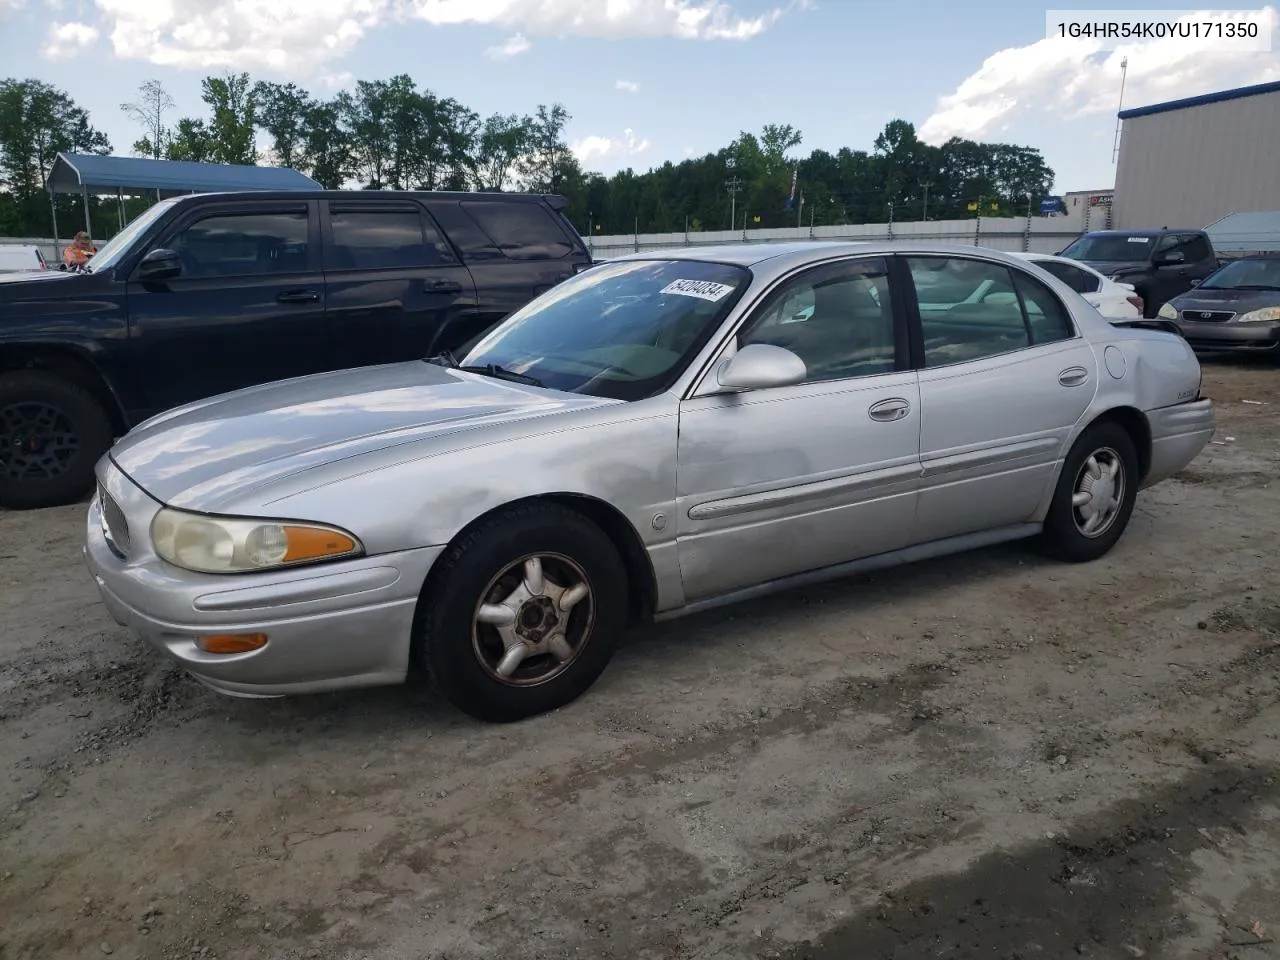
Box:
xmin=1146 ymin=233 xmax=1197 ymax=314
xmin=902 ymin=254 xmax=1098 ymax=541
xmin=676 ymin=255 xmax=921 ymax=601
xmin=424 ymin=197 xmax=590 ymax=355
xmin=320 ymin=199 xmax=478 ymax=366
xmin=125 ymin=200 xmax=329 ymax=416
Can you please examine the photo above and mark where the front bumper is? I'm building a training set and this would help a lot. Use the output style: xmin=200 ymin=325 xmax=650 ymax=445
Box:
xmin=84 ymin=458 xmax=444 ymax=698
xmin=1173 ymin=317 xmax=1280 ymax=353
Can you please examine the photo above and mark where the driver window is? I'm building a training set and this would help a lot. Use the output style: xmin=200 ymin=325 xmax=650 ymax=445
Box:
xmin=164 ymin=210 xmax=310 ymax=279
xmin=739 ymin=257 xmax=896 ymax=383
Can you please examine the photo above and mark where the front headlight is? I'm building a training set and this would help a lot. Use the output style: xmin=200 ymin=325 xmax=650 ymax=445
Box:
xmin=1236 ymin=306 xmax=1280 ymax=323
xmin=150 ymin=507 xmax=363 ymax=574
xmin=1157 ymin=302 xmax=1179 ymax=320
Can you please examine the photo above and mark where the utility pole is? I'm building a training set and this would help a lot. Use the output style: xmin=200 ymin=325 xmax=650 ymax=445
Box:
xmin=921 ymin=182 xmax=931 ymax=221
xmin=725 ymin=176 xmax=743 ymax=232
xmin=1112 ymin=56 xmax=1129 ymax=164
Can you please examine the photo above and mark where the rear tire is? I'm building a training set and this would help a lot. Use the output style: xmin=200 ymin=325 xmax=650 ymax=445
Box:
xmin=415 ymin=502 xmax=629 ymax=723
xmin=0 ymin=370 xmax=114 ymax=510
xmin=1036 ymin=420 xmax=1140 ymax=563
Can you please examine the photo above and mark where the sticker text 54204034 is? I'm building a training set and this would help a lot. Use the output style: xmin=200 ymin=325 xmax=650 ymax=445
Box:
xmin=660 ymin=279 xmax=735 ymax=302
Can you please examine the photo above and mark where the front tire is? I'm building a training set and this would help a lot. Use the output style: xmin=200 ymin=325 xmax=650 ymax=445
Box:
xmin=1036 ymin=420 xmax=1140 ymax=563
xmin=0 ymin=370 xmax=114 ymax=510
xmin=416 ymin=502 xmax=629 ymax=723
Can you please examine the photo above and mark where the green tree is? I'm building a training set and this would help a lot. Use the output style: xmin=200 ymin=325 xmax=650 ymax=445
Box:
xmin=301 ymin=100 xmax=352 ymax=188
xmin=518 ymin=103 xmax=579 ymax=194
xmin=253 ymin=80 xmax=312 ymax=168
xmin=474 ymin=112 xmax=531 ymax=190
xmin=165 ymin=118 xmax=213 ymax=163
xmin=202 ymin=72 xmax=257 ymax=165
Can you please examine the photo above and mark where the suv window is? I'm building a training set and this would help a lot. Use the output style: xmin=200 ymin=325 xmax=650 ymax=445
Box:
xmin=165 ymin=210 xmax=309 ymax=278
xmin=907 ymin=256 xmax=1072 ymax=367
xmin=740 ymin=257 xmax=897 ymax=382
xmin=1035 ymin=259 xmax=1100 ymax=294
xmin=459 ymin=201 xmax=575 ymax=260
xmin=326 ymin=206 xmax=456 ymax=270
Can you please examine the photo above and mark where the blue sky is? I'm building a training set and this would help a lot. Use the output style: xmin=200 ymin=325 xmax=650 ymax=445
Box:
xmin=2 ymin=0 xmax=1278 ymax=194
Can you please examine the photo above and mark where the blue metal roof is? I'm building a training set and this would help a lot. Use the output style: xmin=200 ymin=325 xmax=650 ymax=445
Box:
xmin=1118 ymin=79 xmax=1280 ymax=119
xmin=46 ymin=152 xmax=321 ymax=195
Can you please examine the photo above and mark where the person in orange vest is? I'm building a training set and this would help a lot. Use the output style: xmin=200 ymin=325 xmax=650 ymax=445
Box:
xmin=62 ymin=231 xmax=97 ymax=268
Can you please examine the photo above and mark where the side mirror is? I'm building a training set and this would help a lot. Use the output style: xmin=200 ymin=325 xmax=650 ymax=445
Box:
xmin=137 ymin=247 xmax=182 ymax=282
xmin=717 ymin=343 xmax=807 ymax=391
xmin=1190 ymin=277 xmax=1202 ymax=287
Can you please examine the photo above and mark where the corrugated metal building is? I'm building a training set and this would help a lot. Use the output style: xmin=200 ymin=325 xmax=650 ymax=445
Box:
xmin=1112 ymin=79 xmax=1280 ymax=231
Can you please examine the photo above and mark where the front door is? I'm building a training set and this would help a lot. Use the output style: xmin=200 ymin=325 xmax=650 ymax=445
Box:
xmin=676 ymin=255 xmax=922 ymax=601
xmin=321 ymin=200 xmax=478 ymax=367
xmin=125 ymin=200 xmax=330 ymax=417
xmin=902 ymin=254 xmax=1099 ymax=542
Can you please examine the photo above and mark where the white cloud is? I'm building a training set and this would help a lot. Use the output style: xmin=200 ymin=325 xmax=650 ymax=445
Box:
xmin=317 ymin=71 xmax=355 ymax=91
xmin=615 ymin=79 xmax=641 ymax=93
xmin=75 ymin=0 xmax=793 ymax=72
xmin=409 ymin=0 xmax=793 ymax=40
xmin=43 ymin=20 xmax=100 ymax=59
xmin=921 ymin=5 xmax=1280 ymax=145
xmin=572 ymin=127 xmax=652 ymax=166
xmin=484 ymin=32 xmax=531 ymax=59
xmin=90 ymin=0 xmax=385 ymax=71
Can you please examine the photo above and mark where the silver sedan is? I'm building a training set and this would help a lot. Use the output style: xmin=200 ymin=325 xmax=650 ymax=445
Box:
xmin=84 ymin=241 xmax=1215 ymax=722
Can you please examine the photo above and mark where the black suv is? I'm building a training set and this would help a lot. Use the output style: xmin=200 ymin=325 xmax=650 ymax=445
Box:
xmin=0 ymin=190 xmax=592 ymax=509
xmin=1058 ymin=228 xmax=1220 ymax=318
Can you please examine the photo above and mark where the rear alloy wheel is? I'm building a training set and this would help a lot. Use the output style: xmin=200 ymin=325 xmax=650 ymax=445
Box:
xmin=417 ymin=502 xmax=628 ymax=722
xmin=0 ymin=370 xmax=114 ymax=510
xmin=1036 ymin=420 xmax=1139 ymax=563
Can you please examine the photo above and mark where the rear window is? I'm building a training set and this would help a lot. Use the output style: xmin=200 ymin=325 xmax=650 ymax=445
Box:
xmin=0 ymin=248 xmax=39 ymax=269
xmin=1060 ymin=234 xmax=1155 ymax=261
xmin=459 ymin=200 xmax=577 ymax=261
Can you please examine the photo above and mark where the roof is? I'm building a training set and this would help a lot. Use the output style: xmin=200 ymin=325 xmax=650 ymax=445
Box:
xmin=1204 ymin=211 xmax=1280 ymax=254
xmin=1118 ymin=78 xmax=1280 ymax=120
xmin=46 ymin=152 xmax=322 ymax=195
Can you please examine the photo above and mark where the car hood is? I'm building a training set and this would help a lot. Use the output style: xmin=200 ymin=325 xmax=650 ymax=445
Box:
xmin=1169 ymin=288 xmax=1280 ymax=314
xmin=109 ymin=361 xmax=618 ymax=510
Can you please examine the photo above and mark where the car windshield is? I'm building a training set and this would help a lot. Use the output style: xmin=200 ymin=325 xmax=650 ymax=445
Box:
xmin=88 ymin=198 xmax=181 ymax=273
xmin=458 ymin=258 xmax=751 ymax=401
xmin=1199 ymin=258 xmax=1280 ymax=291
xmin=1060 ymin=234 xmax=1154 ymax=261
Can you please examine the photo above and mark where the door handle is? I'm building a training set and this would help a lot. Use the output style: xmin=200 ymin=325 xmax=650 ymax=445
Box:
xmin=277 ymin=290 xmax=319 ymax=304
xmin=868 ymin=397 xmax=910 ymax=422
xmin=1058 ymin=366 xmax=1089 ymax=387
xmin=424 ymin=278 xmax=462 ymax=294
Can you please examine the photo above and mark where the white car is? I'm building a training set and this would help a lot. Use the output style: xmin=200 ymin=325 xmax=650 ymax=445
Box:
xmin=0 ymin=244 xmax=51 ymax=275
xmin=1013 ymin=252 xmax=1143 ymax=322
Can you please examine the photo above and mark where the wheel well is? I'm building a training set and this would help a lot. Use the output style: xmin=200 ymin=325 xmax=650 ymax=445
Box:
xmin=1089 ymin=406 xmax=1152 ymax=481
xmin=0 ymin=345 xmax=127 ymax=436
xmin=424 ymin=493 xmax=658 ymax=626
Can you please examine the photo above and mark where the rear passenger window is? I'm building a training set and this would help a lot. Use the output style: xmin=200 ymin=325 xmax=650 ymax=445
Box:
xmin=906 ymin=256 xmax=1071 ymax=367
xmin=326 ymin=207 xmax=456 ymax=270
xmin=459 ymin=201 xmax=575 ymax=260
xmin=1012 ymin=271 xmax=1075 ymax=344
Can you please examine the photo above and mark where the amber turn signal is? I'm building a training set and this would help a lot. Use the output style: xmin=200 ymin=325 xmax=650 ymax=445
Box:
xmin=196 ymin=633 xmax=268 ymax=654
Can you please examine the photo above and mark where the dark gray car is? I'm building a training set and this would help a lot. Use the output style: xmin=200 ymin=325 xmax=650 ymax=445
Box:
xmin=1157 ymin=255 xmax=1280 ymax=355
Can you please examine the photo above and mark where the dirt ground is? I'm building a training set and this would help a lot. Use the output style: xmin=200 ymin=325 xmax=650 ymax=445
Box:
xmin=2 ymin=359 xmax=1278 ymax=960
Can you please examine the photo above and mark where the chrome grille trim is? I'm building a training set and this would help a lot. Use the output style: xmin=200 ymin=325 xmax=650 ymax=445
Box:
xmin=98 ymin=483 xmax=131 ymax=557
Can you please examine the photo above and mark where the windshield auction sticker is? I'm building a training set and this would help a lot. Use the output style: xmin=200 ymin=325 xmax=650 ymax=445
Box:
xmin=661 ymin=279 xmax=736 ymax=302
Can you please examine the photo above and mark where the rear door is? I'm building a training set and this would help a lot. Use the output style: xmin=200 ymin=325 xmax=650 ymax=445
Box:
xmin=425 ymin=197 xmax=590 ymax=355
xmin=902 ymin=254 xmax=1099 ymax=542
xmin=125 ymin=199 xmax=330 ymax=416
xmin=321 ymin=199 xmax=478 ymax=367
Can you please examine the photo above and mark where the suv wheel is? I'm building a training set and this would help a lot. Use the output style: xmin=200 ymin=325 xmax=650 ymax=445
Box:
xmin=0 ymin=370 xmax=114 ymax=510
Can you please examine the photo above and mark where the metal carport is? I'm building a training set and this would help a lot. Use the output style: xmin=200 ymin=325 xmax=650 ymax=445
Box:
xmin=44 ymin=152 xmax=322 ymax=252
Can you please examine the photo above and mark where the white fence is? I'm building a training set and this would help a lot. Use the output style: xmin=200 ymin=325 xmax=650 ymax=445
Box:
xmin=586 ymin=216 xmax=1083 ymax=259
xmin=1 ymin=216 xmax=1086 ymax=265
